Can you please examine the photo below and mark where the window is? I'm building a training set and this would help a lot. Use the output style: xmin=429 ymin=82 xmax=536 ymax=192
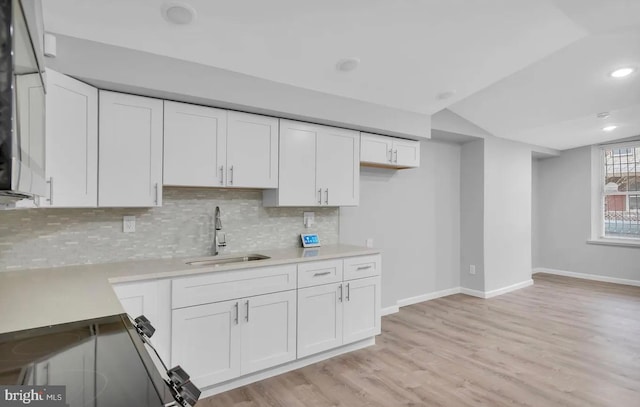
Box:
xmin=598 ymin=143 xmax=640 ymax=240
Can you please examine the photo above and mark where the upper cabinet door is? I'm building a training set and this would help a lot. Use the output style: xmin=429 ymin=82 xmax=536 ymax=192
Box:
xmin=98 ymin=91 xmax=163 ymax=207
xmin=226 ymin=112 xmax=278 ymax=189
xmin=393 ymin=139 xmax=421 ymax=168
xmin=164 ymin=101 xmax=227 ymax=187
xmin=316 ymin=127 xmax=359 ymax=206
xmin=42 ymin=69 xmax=98 ymax=207
xmin=360 ymin=133 xmax=393 ymax=166
xmin=274 ymin=120 xmax=319 ymax=206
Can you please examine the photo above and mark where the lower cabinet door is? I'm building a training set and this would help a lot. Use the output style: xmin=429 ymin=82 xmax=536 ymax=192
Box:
xmin=297 ymin=283 xmax=343 ymax=358
xmin=171 ymin=300 xmax=241 ymax=388
xmin=240 ymin=290 xmax=296 ymax=375
xmin=343 ymin=277 xmax=381 ymax=344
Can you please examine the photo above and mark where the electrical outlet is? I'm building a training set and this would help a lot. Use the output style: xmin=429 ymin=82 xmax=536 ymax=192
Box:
xmin=303 ymin=212 xmax=315 ymax=228
xmin=469 ymin=264 xmax=476 ymax=275
xmin=366 ymin=238 xmax=374 ymax=248
xmin=123 ymin=216 xmax=136 ymax=233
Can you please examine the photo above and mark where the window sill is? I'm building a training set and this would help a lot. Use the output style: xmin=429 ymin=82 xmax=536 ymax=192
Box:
xmin=587 ymin=238 xmax=640 ymax=248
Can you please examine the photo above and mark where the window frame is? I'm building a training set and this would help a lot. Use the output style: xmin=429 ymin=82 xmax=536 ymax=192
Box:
xmin=589 ymin=142 xmax=640 ymax=247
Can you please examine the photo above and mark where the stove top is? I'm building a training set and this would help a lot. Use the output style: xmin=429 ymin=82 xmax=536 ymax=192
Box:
xmin=0 ymin=314 xmax=176 ymax=407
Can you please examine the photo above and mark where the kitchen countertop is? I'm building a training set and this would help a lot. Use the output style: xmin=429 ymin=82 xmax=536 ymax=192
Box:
xmin=0 ymin=244 xmax=379 ymax=335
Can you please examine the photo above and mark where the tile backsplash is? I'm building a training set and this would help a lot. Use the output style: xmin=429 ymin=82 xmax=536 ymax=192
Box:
xmin=0 ymin=188 xmax=339 ymax=272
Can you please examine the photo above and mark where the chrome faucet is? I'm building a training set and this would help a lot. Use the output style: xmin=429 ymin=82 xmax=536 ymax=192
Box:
xmin=213 ymin=206 xmax=226 ymax=255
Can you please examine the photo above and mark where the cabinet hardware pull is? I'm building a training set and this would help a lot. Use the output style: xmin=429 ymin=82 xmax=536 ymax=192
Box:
xmin=325 ymin=188 xmax=329 ymax=205
xmin=154 ymin=183 xmax=159 ymax=205
xmin=46 ymin=177 xmax=53 ymax=205
xmin=234 ymin=302 xmax=239 ymax=325
xmin=318 ymin=188 xmax=322 ymax=204
xmin=229 ymin=165 xmax=234 ymax=185
xmin=314 ymin=271 xmax=331 ymax=277
xmin=338 ymin=284 xmax=343 ymax=302
xmin=387 ymin=149 xmax=392 ymax=162
xmin=356 ymin=265 xmax=372 ymax=270
xmin=219 ymin=165 xmax=224 ymax=185
xmin=346 ymin=283 xmax=350 ymax=301
xmin=394 ymin=149 xmax=398 ymax=163
xmin=245 ymin=300 xmax=250 ymax=322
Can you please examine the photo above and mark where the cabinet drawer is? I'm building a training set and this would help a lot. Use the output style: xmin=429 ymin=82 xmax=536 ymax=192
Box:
xmin=172 ymin=264 xmax=297 ymax=309
xmin=297 ymin=259 xmax=343 ymax=288
xmin=343 ymin=255 xmax=381 ymax=280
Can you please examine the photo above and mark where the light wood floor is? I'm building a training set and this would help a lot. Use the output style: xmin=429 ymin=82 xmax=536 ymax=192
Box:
xmin=197 ymin=274 xmax=640 ymax=407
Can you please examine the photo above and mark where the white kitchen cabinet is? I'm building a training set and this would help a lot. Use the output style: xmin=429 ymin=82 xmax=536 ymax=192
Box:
xmin=226 ymin=111 xmax=279 ymax=188
xmin=263 ymin=120 xmax=359 ymax=207
xmin=361 ymin=132 xmax=420 ymax=168
xmin=112 ymin=280 xmax=171 ymax=364
xmin=163 ymin=101 xmax=227 ymax=187
xmin=41 ymin=69 xmax=98 ymax=207
xmin=240 ymin=290 xmax=296 ymax=375
xmin=98 ymin=91 xmax=163 ymax=207
xmin=171 ymin=299 xmax=241 ymax=387
xmin=297 ymin=282 xmax=343 ymax=358
xmin=172 ymin=289 xmax=296 ymax=388
xmin=343 ymin=276 xmax=381 ymax=344
xmin=163 ymin=105 xmax=278 ymax=189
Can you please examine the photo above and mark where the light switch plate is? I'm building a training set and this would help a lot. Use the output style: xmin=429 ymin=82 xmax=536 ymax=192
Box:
xmin=123 ymin=216 xmax=136 ymax=233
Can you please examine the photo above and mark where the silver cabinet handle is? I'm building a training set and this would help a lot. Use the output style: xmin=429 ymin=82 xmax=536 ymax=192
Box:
xmin=245 ymin=300 xmax=249 ymax=322
xmin=338 ymin=284 xmax=343 ymax=302
xmin=318 ymin=188 xmax=322 ymax=204
xmin=46 ymin=177 xmax=53 ymax=205
xmin=234 ymin=302 xmax=239 ymax=325
xmin=325 ymin=188 xmax=329 ymax=205
xmin=357 ymin=265 xmax=372 ymax=270
xmin=154 ymin=183 xmax=159 ymax=205
xmin=394 ymin=149 xmax=398 ymax=163
xmin=314 ymin=271 xmax=331 ymax=277
xmin=387 ymin=149 xmax=393 ymax=162
xmin=346 ymin=283 xmax=350 ymax=301
xmin=219 ymin=165 xmax=224 ymax=185
xmin=229 ymin=165 xmax=234 ymax=185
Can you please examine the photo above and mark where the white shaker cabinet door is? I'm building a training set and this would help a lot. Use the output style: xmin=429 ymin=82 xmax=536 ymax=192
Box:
xmin=163 ymin=101 xmax=227 ymax=187
xmin=393 ymin=139 xmax=421 ymax=168
xmin=275 ymin=120 xmax=319 ymax=206
xmin=171 ymin=300 xmax=241 ymax=388
xmin=240 ymin=290 xmax=296 ymax=375
xmin=297 ymin=283 xmax=343 ymax=358
xmin=43 ymin=69 xmax=98 ymax=207
xmin=226 ymin=111 xmax=279 ymax=189
xmin=98 ymin=91 xmax=163 ymax=207
xmin=360 ymin=133 xmax=393 ymax=166
xmin=316 ymin=127 xmax=359 ymax=206
xmin=343 ymin=276 xmax=381 ymax=345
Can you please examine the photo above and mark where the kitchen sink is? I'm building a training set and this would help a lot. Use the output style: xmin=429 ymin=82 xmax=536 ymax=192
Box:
xmin=186 ymin=254 xmax=271 ymax=267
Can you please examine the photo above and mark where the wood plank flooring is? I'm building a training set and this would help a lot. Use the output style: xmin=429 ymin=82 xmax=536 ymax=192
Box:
xmin=196 ymin=273 xmax=640 ymax=407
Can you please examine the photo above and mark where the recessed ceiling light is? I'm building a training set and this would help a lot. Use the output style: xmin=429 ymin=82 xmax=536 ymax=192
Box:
xmin=603 ymin=125 xmax=618 ymax=132
xmin=336 ymin=58 xmax=360 ymax=72
xmin=609 ymin=67 xmax=635 ymax=78
xmin=436 ymin=90 xmax=456 ymax=100
xmin=162 ymin=2 xmax=196 ymax=25
xmin=596 ymin=112 xmax=610 ymax=119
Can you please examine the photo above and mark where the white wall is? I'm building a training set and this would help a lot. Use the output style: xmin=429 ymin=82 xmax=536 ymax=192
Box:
xmin=483 ymin=137 xmax=532 ymax=291
xmin=340 ymin=141 xmax=461 ymax=308
xmin=460 ymin=140 xmax=485 ymax=291
xmin=534 ymin=146 xmax=640 ymax=281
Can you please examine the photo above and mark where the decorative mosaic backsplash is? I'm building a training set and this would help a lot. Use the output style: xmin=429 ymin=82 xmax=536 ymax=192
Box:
xmin=0 ymin=188 xmax=339 ymax=271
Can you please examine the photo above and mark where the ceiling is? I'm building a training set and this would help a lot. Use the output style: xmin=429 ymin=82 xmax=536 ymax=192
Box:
xmin=42 ymin=0 xmax=640 ymax=150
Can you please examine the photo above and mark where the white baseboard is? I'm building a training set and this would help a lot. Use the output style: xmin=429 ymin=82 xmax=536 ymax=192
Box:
xmin=533 ymin=267 xmax=640 ymax=287
xmin=381 ymin=305 xmax=400 ymax=316
xmin=484 ymin=279 xmax=534 ymax=298
xmin=460 ymin=287 xmax=485 ymax=298
xmin=396 ymin=287 xmax=462 ymax=307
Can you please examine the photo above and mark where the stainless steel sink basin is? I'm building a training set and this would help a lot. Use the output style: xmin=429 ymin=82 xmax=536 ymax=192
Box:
xmin=186 ymin=254 xmax=270 ymax=267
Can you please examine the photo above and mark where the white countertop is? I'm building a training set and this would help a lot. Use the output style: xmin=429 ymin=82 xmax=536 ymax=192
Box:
xmin=0 ymin=244 xmax=379 ymax=335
